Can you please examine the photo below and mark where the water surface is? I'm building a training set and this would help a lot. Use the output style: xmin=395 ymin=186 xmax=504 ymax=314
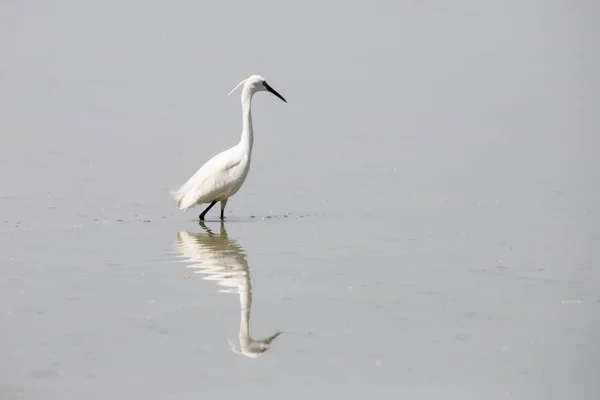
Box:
xmin=1 ymin=1 xmax=599 ymax=399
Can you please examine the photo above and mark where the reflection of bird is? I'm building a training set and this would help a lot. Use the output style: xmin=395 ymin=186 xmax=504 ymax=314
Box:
xmin=175 ymin=222 xmax=282 ymax=358
xmin=171 ymin=75 xmax=287 ymax=221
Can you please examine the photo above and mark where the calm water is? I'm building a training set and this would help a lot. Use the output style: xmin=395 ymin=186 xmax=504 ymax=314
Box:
xmin=1 ymin=1 xmax=599 ymax=399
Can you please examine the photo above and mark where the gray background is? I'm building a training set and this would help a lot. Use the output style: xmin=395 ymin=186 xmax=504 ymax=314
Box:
xmin=1 ymin=0 xmax=598 ymax=399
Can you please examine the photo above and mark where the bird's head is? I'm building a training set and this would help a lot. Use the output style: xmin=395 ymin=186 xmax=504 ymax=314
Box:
xmin=228 ymin=75 xmax=287 ymax=103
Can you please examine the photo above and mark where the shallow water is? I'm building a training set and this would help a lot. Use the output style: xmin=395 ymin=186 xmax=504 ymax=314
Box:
xmin=1 ymin=1 xmax=599 ymax=399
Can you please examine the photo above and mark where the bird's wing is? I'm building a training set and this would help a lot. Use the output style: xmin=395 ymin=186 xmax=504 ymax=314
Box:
xmin=173 ymin=148 xmax=246 ymax=210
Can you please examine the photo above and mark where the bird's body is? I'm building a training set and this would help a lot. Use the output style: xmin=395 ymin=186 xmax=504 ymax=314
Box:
xmin=171 ymin=74 xmax=286 ymax=220
xmin=174 ymin=146 xmax=250 ymax=210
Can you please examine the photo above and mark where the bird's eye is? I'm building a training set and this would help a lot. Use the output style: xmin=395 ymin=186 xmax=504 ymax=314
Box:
xmin=262 ymin=81 xmax=268 ymax=87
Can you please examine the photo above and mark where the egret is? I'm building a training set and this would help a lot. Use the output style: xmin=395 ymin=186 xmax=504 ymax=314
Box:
xmin=171 ymin=75 xmax=287 ymax=220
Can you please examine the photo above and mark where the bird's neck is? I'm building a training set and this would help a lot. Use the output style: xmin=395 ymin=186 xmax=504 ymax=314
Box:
xmin=239 ymin=88 xmax=254 ymax=154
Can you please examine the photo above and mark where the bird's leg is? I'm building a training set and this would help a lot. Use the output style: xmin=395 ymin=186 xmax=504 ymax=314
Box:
xmin=199 ymin=200 xmax=217 ymax=221
xmin=220 ymin=199 xmax=228 ymax=220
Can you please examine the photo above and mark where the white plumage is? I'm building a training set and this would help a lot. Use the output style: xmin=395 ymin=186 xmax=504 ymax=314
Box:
xmin=171 ymin=74 xmax=287 ymax=220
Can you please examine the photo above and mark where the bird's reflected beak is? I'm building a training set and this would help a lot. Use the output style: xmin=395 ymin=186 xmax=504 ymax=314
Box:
xmin=264 ymin=83 xmax=287 ymax=103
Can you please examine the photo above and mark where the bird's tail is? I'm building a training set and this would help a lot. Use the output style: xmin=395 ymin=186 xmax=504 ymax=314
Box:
xmin=169 ymin=186 xmax=185 ymax=210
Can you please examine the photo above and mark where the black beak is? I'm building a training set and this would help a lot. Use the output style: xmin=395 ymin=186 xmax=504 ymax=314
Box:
xmin=264 ymin=82 xmax=287 ymax=103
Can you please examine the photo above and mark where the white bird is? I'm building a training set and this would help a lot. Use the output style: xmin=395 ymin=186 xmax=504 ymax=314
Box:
xmin=171 ymin=75 xmax=287 ymax=220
